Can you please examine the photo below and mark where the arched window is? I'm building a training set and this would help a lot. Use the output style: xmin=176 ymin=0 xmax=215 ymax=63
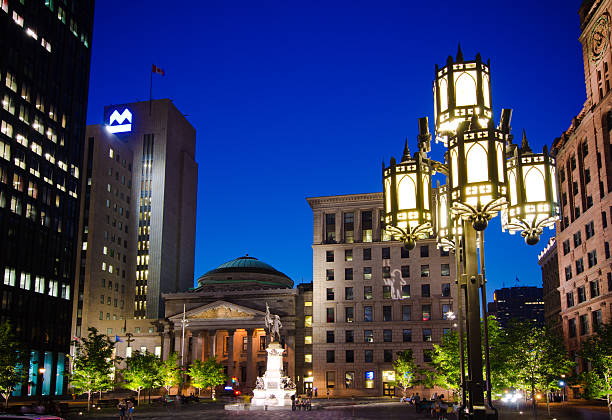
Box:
xmin=524 ymin=166 xmax=546 ymax=202
xmin=455 ymin=72 xmax=477 ymax=107
xmin=439 ymin=78 xmax=448 ymax=111
xmin=397 ymin=174 xmax=416 ymax=210
xmin=465 ymin=142 xmax=488 ymax=183
xmin=483 ymin=73 xmax=491 ymax=108
xmin=384 ymin=178 xmax=392 ymax=212
xmin=508 ymin=170 xmax=517 ymax=205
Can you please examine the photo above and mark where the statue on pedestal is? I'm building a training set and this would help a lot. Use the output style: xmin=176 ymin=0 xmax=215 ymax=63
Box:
xmin=264 ymin=303 xmax=282 ymax=342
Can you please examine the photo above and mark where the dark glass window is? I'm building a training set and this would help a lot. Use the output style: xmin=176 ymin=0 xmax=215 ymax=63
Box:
xmin=580 ymin=314 xmax=589 ymax=335
xmin=442 ymin=283 xmax=451 ymax=297
xmin=384 ymin=349 xmax=393 ymax=363
xmin=344 ymin=212 xmax=354 ymax=243
xmin=401 ymin=285 xmax=410 ymax=299
xmin=325 ymin=214 xmax=336 ymax=242
xmin=576 ymin=258 xmax=584 ymax=274
xmin=563 ymin=240 xmax=570 ymax=255
xmin=345 ymin=306 xmax=354 ymax=323
xmin=363 ymin=248 xmax=371 ymax=260
xmin=363 ymin=267 xmax=372 ymax=280
xmin=326 ymin=331 xmax=335 ymax=343
xmin=420 ymin=245 xmax=429 ymax=257
xmin=585 ymin=221 xmax=595 ymax=239
xmin=421 ymin=284 xmax=430 ymax=297
xmin=345 ymin=330 xmax=354 ymax=343
xmin=364 ymin=306 xmax=373 ymax=322
xmin=568 ymin=318 xmax=576 ymax=337
xmin=383 ymin=305 xmax=392 ymax=321
xmin=364 ymin=330 xmax=374 ymax=343
xmin=403 ymin=329 xmax=412 ymax=342
xmin=345 ymin=268 xmax=353 ymax=280
xmin=364 ymin=350 xmax=373 ymax=363
xmin=423 ymin=328 xmax=432 ymax=342
xmin=383 ymin=285 xmax=391 ymax=299
xmin=578 ymin=286 xmax=586 ymax=303
xmin=382 ymin=247 xmax=390 ymax=259
xmin=574 ymin=231 xmax=582 ymax=247
xmin=590 ymin=280 xmax=600 ymax=298
xmin=326 ymin=269 xmax=334 ymax=281
xmin=326 ymin=350 xmax=335 ymax=363
xmin=401 ymin=265 xmax=410 ymax=277
xmin=566 ymin=292 xmax=574 ymax=308
xmin=565 ymin=266 xmax=572 ymax=281
xmin=421 ymin=265 xmax=430 ymax=277
xmin=401 ymin=247 xmax=410 ymax=258
xmin=326 ymin=288 xmax=334 ymax=300
xmin=326 ymin=250 xmax=334 ymax=262
xmin=588 ymin=250 xmax=598 ymax=268
xmin=383 ymin=329 xmax=392 ymax=342
xmin=402 ymin=305 xmax=411 ymax=321
xmin=345 ymin=350 xmax=354 ymax=363
xmin=382 ymin=266 xmax=391 ymax=278
xmin=364 ymin=286 xmax=373 ymax=300
xmin=344 ymin=249 xmax=353 ymax=261
xmin=326 ymin=307 xmax=335 ymax=323
xmin=345 ymin=287 xmax=353 ymax=300
xmin=441 ymin=264 xmax=450 ymax=276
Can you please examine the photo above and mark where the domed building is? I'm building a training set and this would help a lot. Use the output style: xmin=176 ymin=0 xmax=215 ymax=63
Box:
xmin=162 ymin=256 xmax=313 ymax=395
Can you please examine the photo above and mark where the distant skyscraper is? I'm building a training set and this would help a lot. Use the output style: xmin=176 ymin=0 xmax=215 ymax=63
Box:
xmin=0 ymin=1 xmax=94 ymax=396
xmin=72 ymin=99 xmax=197 ymax=353
xmin=488 ymin=287 xmax=544 ymax=328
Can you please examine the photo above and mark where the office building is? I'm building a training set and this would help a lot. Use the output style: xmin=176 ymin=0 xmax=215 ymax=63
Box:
xmin=553 ymin=0 xmax=612 ymax=373
xmin=72 ymin=99 xmax=197 ymax=356
xmin=307 ymin=192 xmax=456 ymax=397
xmin=538 ymin=238 xmax=562 ymax=334
xmin=0 ymin=0 xmax=94 ymax=396
xmin=488 ymin=286 xmax=545 ymax=328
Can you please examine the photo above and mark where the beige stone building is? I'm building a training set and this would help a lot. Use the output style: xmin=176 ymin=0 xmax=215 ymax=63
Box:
xmin=552 ymin=0 xmax=612 ymax=377
xmin=307 ymin=193 xmax=456 ymax=397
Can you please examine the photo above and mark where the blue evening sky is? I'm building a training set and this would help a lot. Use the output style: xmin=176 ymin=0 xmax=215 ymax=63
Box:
xmin=86 ymin=1 xmax=584 ymax=301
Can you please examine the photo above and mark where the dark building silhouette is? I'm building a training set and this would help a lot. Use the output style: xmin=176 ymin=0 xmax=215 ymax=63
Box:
xmin=0 ymin=0 xmax=94 ymax=396
xmin=538 ymin=238 xmax=562 ymax=335
xmin=488 ymin=286 xmax=545 ymax=328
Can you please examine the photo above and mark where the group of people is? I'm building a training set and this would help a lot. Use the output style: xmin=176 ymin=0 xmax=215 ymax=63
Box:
xmin=403 ymin=392 xmax=457 ymax=420
xmin=290 ymin=394 xmax=312 ymax=411
xmin=117 ymin=399 xmax=135 ymax=420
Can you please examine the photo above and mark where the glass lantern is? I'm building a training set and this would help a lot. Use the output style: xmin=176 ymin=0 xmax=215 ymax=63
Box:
xmin=433 ymin=48 xmax=493 ymax=142
xmin=383 ymin=143 xmax=432 ymax=249
xmin=503 ymin=136 xmax=559 ymax=244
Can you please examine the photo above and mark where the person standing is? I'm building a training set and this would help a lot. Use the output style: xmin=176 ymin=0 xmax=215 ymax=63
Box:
xmin=117 ymin=400 xmax=126 ymax=420
xmin=291 ymin=394 xmax=296 ymax=411
xmin=127 ymin=400 xmax=134 ymax=420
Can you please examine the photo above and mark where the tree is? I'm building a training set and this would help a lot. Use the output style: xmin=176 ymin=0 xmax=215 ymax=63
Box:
xmin=188 ymin=357 xmax=226 ymax=398
xmin=69 ymin=328 xmax=115 ymax=412
xmin=428 ymin=316 xmax=511 ymax=400
xmin=506 ymin=322 xmax=574 ymax=420
xmin=392 ymin=350 xmax=419 ymax=399
xmin=0 ymin=322 xmax=28 ymax=408
xmin=580 ymin=322 xmax=612 ymax=420
xmin=122 ymin=350 xmax=160 ymax=404
xmin=158 ymin=352 xmax=181 ymax=395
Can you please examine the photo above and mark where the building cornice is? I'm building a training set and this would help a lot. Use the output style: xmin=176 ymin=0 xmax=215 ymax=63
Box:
xmin=306 ymin=192 xmax=383 ymax=209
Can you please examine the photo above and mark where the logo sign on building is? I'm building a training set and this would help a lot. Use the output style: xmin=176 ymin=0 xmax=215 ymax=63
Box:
xmin=106 ymin=108 xmax=132 ymax=133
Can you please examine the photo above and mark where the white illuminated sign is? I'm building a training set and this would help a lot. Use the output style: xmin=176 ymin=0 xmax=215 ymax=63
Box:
xmin=107 ymin=109 xmax=132 ymax=133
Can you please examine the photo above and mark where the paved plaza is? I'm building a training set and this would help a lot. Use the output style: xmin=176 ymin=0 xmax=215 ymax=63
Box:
xmin=65 ymin=400 xmax=610 ymax=420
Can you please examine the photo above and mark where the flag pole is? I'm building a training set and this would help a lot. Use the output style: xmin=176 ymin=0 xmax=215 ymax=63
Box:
xmin=149 ymin=66 xmax=153 ymax=116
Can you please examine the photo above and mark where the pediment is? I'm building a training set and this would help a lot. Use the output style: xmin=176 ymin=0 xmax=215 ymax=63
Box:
xmin=170 ymin=300 xmax=265 ymax=321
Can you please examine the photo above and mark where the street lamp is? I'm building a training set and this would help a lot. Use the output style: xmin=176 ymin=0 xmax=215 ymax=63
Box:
xmin=382 ymin=46 xmax=559 ymax=420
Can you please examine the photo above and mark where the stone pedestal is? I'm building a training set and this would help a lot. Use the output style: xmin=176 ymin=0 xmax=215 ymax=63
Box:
xmin=251 ymin=341 xmax=295 ymax=408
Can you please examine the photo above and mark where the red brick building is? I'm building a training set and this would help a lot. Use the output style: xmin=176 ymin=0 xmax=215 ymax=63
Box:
xmin=552 ymin=0 xmax=612 ymax=376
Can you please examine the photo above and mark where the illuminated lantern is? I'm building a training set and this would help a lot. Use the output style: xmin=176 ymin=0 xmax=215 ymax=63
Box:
xmin=433 ymin=45 xmax=493 ymax=140
xmin=503 ymin=131 xmax=559 ymax=244
xmin=383 ymin=137 xmax=432 ymax=249
xmin=447 ymin=116 xmax=508 ymax=230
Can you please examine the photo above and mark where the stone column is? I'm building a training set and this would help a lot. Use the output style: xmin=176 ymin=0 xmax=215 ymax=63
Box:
xmin=174 ymin=334 xmax=182 ymax=363
xmin=191 ymin=332 xmax=202 ymax=363
xmin=286 ymin=332 xmax=295 ymax=379
xmin=227 ymin=329 xmax=235 ymax=383
xmin=246 ymin=329 xmax=254 ymax=387
xmin=162 ymin=332 xmax=172 ymax=360
xmin=208 ymin=330 xmax=216 ymax=359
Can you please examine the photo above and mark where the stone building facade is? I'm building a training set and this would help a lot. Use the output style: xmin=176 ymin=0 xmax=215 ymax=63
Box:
xmin=307 ymin=192 xmax=456 ymax=397
xmin=552 ymin=0 xmax=612 ymax=374
xmin=162 ymin=256 xmax=312 ymax=395
xmin=538 ymin=238 xmax=562 ymax=334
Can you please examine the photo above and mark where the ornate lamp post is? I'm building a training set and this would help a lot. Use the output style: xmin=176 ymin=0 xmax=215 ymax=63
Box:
xmin=383 ymin=46 xmax=559 ymax=420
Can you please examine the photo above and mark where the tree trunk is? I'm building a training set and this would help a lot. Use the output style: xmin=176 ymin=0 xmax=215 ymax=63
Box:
xmin=546 ymin=391 xmax=550 ymax=417
xmin=212 ymin=388 xmax=215 ymax=400
xmin=137 ymin=389 xmax=140 ymax=405
xmin=87 ymin=391 xmax=92 ymax=412
xmin=607 ymin=393 xmax=611 ymax=420
xmin=4 ymin=393 xmax=9 ymax=409
xmin=531 ymin=382 xmax=537 ymax=420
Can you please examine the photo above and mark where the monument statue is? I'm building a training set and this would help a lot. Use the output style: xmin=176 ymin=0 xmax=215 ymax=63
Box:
xmin=264 ymin=303 xmax=282 ymax=342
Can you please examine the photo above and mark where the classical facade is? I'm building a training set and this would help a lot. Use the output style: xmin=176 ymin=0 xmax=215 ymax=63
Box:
xmin=71 ymin=99 xmax=198 ymax=358
xmin=307 ymin=193 xmax=456 ymax=397
xmin=552 ymin=0 xmax=612 ymax=373
xmin=162 ymin=256 xmax=311 ymax=395
xmin=0 ymin=1 xmax=94 ymax=397
xmin=538 ymin=238 xmax=562 ymax=334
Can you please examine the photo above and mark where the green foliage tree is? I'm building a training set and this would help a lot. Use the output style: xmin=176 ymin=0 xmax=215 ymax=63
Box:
xmin=69 ymin=328 xmax=115 ymax=412
xmin=0 ymin=322 xmax=28 ymax=408
xmin=428 ymin=316 xmax=511 ymax=400
xmin=122 ymin=350 xmax=160 ymax=404
xmin=580 ymin=322 xmax=612 ymax=420
xmin=392 ymin=350 xmax=419 ymax=399
xmin=189 ymin=357 xmax=226 ymax=398
xmin=506 ymin=322 xmax=574 ymax=420
xmin=158 ymin=352 xmax=181 ymax=395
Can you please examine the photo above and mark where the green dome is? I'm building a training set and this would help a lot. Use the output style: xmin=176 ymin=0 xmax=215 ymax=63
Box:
xmin=196 ymin=256 xmax=293 ymax=289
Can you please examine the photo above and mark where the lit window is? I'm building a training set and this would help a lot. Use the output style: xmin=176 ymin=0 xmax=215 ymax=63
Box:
xmin=109 ymin=148 xmax=114 ymax=159
xmin=82 ymin=242 xmax=87 ymax=251
xmin=304 ymin=316 xmax=312 ymax=327
xmin=305 ymin=354 xmax=312 ymax=363
xmin=304 ymin=336 xmax=312 ymax=344
xmin=3 ymin=268 xmax=16 ymax=286
xmin=1 ymin=0 xmax=7 ymax=13
xmin=12 ymin=11 xmax=23 ymax=27
xmin=304 ymin=301 xmax=312 ymax=307
xmin=34 ymin=276 xmax=45 ymax=293
xmin=25 ymin=28 xmax=38 ymax=40
xmin=19 ymin=273 xmax=30 ymax=290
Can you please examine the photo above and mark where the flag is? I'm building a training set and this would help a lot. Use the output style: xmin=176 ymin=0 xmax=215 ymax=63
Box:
xmin=115 ymin=335 xmax=122 ymax=343
xmin=152 ymin=64 xmax=165 ymax=76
